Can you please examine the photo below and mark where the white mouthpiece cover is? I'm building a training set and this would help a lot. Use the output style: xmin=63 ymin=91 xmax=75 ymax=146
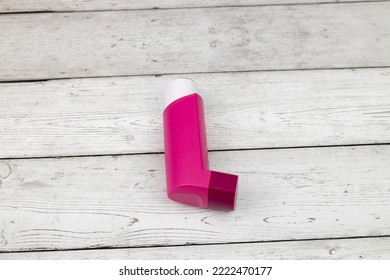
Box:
xmin=164 ymin=78 xmax=199 ymax=108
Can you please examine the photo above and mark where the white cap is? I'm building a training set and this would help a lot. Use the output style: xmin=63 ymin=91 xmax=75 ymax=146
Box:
xmin=164 ymin=78 xmax=199 ymax=108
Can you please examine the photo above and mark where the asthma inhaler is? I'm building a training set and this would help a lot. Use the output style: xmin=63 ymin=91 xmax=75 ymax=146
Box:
xmin=163 ymin=78 xmax=238 ymax=210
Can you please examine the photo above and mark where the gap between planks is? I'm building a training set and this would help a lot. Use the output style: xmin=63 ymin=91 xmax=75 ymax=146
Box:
xmin=1 ymin=236 xmax=389 ymax=259
xmin=1 ymin=142 xmax=390 ymax=161
xmin=1 ymin=65 xmax=389 ymax=84
xmin=0 ymin=0 xmax=388 ymax=14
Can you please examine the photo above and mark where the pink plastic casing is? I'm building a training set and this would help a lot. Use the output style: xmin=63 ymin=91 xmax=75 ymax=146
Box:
xmin=163 ymin=92 xmax=238 ymax=211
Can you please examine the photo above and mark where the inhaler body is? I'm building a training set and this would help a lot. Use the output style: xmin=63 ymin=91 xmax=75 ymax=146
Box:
xmin=163 ymin=78 xmax=238 ymax=211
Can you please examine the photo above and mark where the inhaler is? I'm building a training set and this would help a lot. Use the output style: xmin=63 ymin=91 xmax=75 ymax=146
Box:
xmin=163 ymin=78 xmax=238 ymax=210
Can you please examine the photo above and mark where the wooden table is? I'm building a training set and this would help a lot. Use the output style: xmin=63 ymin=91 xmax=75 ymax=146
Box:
xmin=0 ymin=0 xmax=389 ymax=259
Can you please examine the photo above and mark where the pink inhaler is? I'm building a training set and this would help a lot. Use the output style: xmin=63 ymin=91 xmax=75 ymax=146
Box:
xmin=163 ymin=78 xmax=238 ymax=211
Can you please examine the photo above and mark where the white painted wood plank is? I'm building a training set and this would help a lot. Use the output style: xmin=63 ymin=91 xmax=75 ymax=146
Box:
xmin=0 ymin=0 xmax=384 ymax=13
xmin=0 ymin=145 xmax=389 ymax=252
xmin=1 ymin=68 xmax=390 ymax=158
xmin=1 ymin=3 xmax=390 ymax=81
xmin=1 ymin=237 xmax=389 ymax=259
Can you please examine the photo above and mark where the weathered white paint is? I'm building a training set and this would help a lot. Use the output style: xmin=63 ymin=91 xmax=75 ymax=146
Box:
xmin=1 ymin=237 xmax=389 ymax=259
xmin=0 ymin=0 xmax=384 ymax=13
xmin=1 ymin=68 xmax=390 ymax=158
xmin=0 ymin=145 xmax=389 ymax=252
xmin=0 ymin=0 xmax=388 ymax=260
xmin=1 ymin=3 xmax=390 ymax=81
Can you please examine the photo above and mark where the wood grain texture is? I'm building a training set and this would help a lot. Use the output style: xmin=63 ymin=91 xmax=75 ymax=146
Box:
xmin=1 ymin=237 xmax=389 ymax=259
xmin=1 ymin=3 xmax=390 ymax=81
xmin=0 ymin=145 xmax=389 ymax=252
xmin=1 ymin=68 xmax=390 ymax=158
xmin=0 ymin=0 xmax=385 ymax=13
